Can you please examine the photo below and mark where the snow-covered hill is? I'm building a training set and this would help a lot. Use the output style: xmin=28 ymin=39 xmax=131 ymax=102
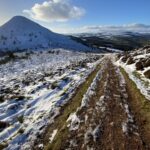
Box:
xmin=0 ymin=16 xmax=88 ymax=51
xmin=72 ymin=31 xmax=150 ymax=51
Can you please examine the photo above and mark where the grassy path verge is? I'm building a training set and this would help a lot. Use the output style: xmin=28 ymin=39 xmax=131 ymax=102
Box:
xmin=120 ymin=67 xmax=150 ymax=149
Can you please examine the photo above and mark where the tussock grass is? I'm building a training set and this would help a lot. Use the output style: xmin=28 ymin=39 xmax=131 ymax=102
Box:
xmin=0 ymin=143 xmax=8 ymax=150
xmin=0 ymin=96 xmax=4 ymax=103
xmin=132 ymin=71 xmax=149 ymax=88
xmin=17 ymin=115 xmax=24 ymax=124
xmin=0 ymin=52 xmax=29 ymax=65
xmin=51 ymin=81 xmax=59 ymax=90
xmin=18 ymin=128 xmax=24 ymax=134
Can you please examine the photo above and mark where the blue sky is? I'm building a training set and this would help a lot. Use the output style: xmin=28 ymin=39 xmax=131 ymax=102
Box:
xmin=75 ymin=0 xmax=150 ymax=25
xmin=0 ymin=0 xmax=150 ymax=33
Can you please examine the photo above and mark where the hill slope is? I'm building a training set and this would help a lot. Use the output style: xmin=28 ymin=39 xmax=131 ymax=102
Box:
xmin=0 ymin=16 xmax=88 ymax=51
xmin=72 ymin=32 xmax=150 ymax=51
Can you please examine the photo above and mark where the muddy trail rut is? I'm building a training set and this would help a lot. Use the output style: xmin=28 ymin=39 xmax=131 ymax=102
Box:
xmin=35 ymin=56 xmax=150 ymax=150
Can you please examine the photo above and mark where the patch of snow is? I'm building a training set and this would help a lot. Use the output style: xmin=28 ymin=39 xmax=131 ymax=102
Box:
xmin=49 ymin=129 xmax=58 ymax=143
xmin=92 ymin=125 xmax=100 ymax=142
xmin=122 ymin=122 xmax=128 ymax=134
xmin=38 ymin=144 xmax=44 ymax=149
xmin=67 ymin=112 xmax=80 ymax=131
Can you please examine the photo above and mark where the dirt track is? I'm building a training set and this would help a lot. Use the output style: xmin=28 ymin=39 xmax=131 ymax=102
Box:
xmin=36 ymin=56 xmax=150 ymax=150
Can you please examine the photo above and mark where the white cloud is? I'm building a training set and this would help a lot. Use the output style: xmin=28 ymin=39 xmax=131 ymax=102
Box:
xmin=23 ymin=0 xmax=85 ymax=22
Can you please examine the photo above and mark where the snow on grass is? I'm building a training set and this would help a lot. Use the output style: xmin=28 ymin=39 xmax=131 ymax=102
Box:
xmin=116 ymin=67 xmax=138 ymax=135
xmin=67 ymin=58 xmax=105 ymax=139
xmin=96 ymin=96 xmax=105 ymax=113
xmin=84 ymin=125 xmax=101 ymax=146
xmin=49 ymin=129 xmax=58 ymax=143
xmin=81 ymin=61 xmax=105 ymax=108
xmin=122 ymin=122 xmax=128 ymax=134
xmin=67 ymin=112 xmax=80 ymax=131
xmin=66 ymin=66 xmax=103 ymax=131
xmin=92 ymin=125 xmax=101 ymax=142
xmin=38 ymin=144 xmax=44 ymax=149
xmin=115 ymin=53 xmax=150 ymax=100
xmin=0 ymin=49 xmax=103 ymax=149
xmin=84 ymin=127 xmax=93 ymax=145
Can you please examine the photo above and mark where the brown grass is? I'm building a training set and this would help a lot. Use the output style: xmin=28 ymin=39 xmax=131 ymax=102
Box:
xmin=0 ymin=143 xmax=8 ymax=150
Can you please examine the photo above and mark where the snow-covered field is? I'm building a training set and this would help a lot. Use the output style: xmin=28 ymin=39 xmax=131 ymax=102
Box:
xmin=0 ymin=49 xmax=102 ymax=149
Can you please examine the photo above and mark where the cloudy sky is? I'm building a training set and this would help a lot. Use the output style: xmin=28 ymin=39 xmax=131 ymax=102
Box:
xmin=0 ymin=0 xmax=150 ymax=33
